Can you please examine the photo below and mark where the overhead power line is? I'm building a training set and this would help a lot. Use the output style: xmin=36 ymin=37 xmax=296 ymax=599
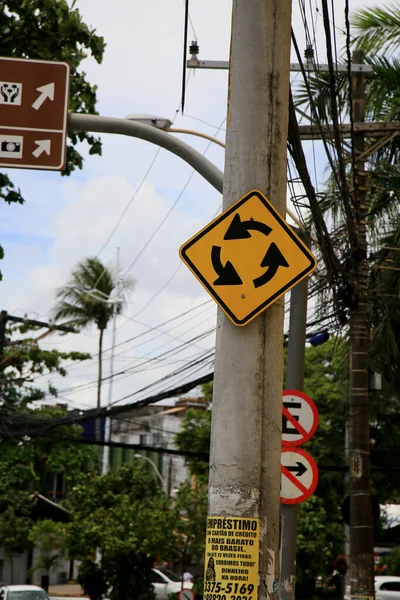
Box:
xmin=0 ymin=371 xmax=215 ymax=440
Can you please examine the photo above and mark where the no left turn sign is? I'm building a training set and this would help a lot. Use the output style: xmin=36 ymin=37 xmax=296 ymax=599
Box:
xmin=282 ymin=390 xmax=318 ymax=447
xmin=280 ymin=447 xmax=318 ymax=505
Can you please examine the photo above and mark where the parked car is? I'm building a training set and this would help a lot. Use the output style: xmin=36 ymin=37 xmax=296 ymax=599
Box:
xmin=345 ymin=577 xmax=400 ymax=600
xmin=0 ymin=586 xmax=50 ymax=600
xmin=151 ymin=567 xmax=193 ymax=600
xmin=375 ymin=576 xmax=400 ymax=600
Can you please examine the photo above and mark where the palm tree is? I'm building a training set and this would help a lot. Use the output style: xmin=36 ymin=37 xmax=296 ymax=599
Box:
xmin=293 ymin=2 xmax=400 ymax=387
xmin=53 ymin=257 xmax=134 ymax=440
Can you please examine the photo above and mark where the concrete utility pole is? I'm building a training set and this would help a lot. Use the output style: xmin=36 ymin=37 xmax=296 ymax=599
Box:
xmin=348 ymin=50 xmax=374 ymax=598
xmin=208 ymin=2 xmax=291 ymax=599
xmin=280 ymin=234 xmax=310 ymax=600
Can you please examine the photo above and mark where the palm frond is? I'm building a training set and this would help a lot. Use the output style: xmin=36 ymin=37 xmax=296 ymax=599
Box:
xmin=366 ymin=162 xmax=400 ymax=241
xmin=294 ymin=72 xmax=349 ymax=122
xmin=365 ymin=56 xmax=400 ymax=124
xmin=52 ymin=302 xmax=93 ymax=329
xmin=351 ymin=3 xmax=400 ymax=57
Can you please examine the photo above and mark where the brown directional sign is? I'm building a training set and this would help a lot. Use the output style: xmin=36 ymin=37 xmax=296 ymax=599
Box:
xmin=0 ymin=57 xmax=70 ymax=170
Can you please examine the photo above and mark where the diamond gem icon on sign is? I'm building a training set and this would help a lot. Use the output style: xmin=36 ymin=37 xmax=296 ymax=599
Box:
xmin=179 ymin=190 xmax=317 ymax=326
xmin=0 ymin=57 xmax=70 ymax=171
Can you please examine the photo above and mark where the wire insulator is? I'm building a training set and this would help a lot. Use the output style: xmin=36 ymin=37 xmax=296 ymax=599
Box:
xmin=189 ymin=40 xmax=199 ymax=56
xmin=304 ymin=44 xmax=314 ymax=61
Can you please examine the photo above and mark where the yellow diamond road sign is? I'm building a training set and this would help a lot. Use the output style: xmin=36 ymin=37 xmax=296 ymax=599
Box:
xmin=179 ymin=190 xmax=317 ymax=326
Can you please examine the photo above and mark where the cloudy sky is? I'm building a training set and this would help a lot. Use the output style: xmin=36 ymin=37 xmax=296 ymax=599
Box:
xmin=1 ymin=0 xmax=378 ymax=412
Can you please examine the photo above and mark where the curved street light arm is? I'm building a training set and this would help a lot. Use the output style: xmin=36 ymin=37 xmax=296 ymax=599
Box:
xmin=69 ymin=113 xmax=307 ymax=233
xmin=68 ymin=113 xmax=224 ymax=194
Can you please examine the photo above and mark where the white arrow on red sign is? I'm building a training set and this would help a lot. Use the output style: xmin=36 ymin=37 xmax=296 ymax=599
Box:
xmin=280 ymin=447 xmax=318 ymax=505
xmin=282 ymin=389 xmax=318 ymax=447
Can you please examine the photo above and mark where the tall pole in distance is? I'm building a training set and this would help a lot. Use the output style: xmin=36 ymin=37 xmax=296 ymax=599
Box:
xmin=0 ymin=312 xmax=8 ymax=400
xmin=348 ymin=50 xmax=374 ymax=598
xmin=0 ymin=311 xmax=8 ymax=364
xmin=208 ymin=2 xmax=292 ymax=599
xmin=280 ymin=233 xmax=310 ymax=600
xmin=102 ymin=247 xmax=120 ymax=475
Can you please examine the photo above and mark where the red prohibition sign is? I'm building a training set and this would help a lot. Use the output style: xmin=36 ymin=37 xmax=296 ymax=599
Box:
xmin=282 ymin=390 xmax=319 ymax=447
xmin=280 ymin=447 xmax=319 ymax=505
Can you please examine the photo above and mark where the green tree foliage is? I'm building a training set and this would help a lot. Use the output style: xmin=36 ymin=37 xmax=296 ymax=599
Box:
xmin=174 ymin=408 xmax=211 ymax=483
xmin=201 ymin=382 xmax=213 ymax=405
xmin=0 ymin=444 xmax=36 ymax=557
xmin=293 ymin=340 xmax=348 ymax=590
xmin=302 ymin=338 xmax=348 ymax=495
xmin=77 ymin=558 xmax=108 ymax=600
xmin=0 ymin=1 xmax=105 ymax=276
xmin=0 ymin=321 xmax=94 ymax=558
xmin=0 ymin=407 xmax=97 ymax=558
xmin=173 ymin=480 xmax=208 ymax=570
xmin=296 ymin=496 xmax=344 ymax=590
xmin=0 ymin=320 xmax=90 ymax=412
xmin=64 ymin=464 xmax=176 ymax=600
xmin=381 ymin=545 xmax=400 ymax=575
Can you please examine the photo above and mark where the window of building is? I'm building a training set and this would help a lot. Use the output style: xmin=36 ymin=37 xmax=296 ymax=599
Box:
xmin=153 ymin=433 xmax=162 ymax=446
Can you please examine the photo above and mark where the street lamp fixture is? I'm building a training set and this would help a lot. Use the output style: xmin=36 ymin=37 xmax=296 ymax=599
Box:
xmin=125 ymin=113 xmax=225 ymax=148
xmin=125 ymin=114 xmax=172 ymax=130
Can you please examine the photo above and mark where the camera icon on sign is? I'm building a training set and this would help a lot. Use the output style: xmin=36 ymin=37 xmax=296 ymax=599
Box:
xmin=0 ymin=135 xmax=23 ymax=159
xmin=1 ymin=141 xmax=21 ymax=153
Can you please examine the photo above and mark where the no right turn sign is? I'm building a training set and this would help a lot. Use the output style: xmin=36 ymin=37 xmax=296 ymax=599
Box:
xmin=280 ymin=447 xmax=318 ymax=505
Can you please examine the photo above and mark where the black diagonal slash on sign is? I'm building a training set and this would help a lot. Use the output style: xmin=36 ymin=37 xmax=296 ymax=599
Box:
xmin=281 ymin=463 xmax=309 ymax=495
xmin=282 ymin=402 xmax=309 ymax=438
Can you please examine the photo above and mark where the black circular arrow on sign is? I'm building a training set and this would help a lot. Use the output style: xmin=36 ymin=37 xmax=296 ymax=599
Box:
xmin=212 ymin=214 xmax=289 ymax=288
xmin=253 ymin=242 xmax=289 ymax=288
xmin=212 ymin=246 xmax=243 ymax=286
xmin=223 ymin=213 xmax=272 ymax=240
